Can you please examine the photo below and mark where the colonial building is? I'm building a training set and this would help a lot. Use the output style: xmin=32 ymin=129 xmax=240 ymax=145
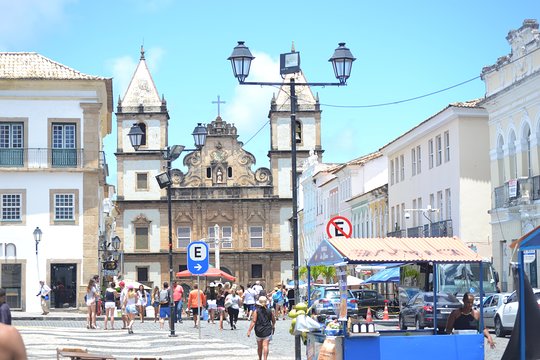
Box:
xmin=380 ymin=100 xmax=492 ymax=260
xmin=0 ymin=52 xmax=112 ymax=311
xmin=115 ymin=49 xmax=324 ymax=289
xmin=482 ymin=19 xmax=540 ymax=291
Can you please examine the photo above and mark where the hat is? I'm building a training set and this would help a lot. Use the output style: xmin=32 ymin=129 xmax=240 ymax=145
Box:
xmin=128 ymin=284 xmax=134 ymax=289
xmin=209 ymin=282 xmax=216 ymax=287
xmin=274 ymin=287 xmax=279 ymax=291
xmin=256 ymin=296 xmax=268 ymax=307
xmin=119 ymin=281 xmax=125 ymax=287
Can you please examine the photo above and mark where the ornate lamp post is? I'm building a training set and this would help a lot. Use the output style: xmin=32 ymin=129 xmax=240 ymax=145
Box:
xmin=128 ymin=122 xmax=207 ymax=337
xmin=33 ymin=226 xmax=42 ymax=256
xmin=228 ymin=41 xmax=355 ymax=360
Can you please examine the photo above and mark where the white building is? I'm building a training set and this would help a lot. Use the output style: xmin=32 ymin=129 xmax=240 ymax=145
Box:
xmin=481 ymin=19 xmax=540 ymax=291
xmin=0 ymin=53 xmax=112 ymax=311
xmin=380 ymin=101 xmax=492 ymax=260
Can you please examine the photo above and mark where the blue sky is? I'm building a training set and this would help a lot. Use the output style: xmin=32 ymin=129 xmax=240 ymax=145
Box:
xmin=1 ymin=1 xmax=539 ymax=185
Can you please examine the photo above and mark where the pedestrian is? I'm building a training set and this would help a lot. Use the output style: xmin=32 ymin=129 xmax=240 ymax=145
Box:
xmin=206 ymin=282 xmax=217 ymax=324
xmin=188 ymin=283 xmax=206 ymax=328
xmin=0 ymin=288 xmax=12 ymax=325
xmin=136 ymin=285 xmax=147 ymax=323
xmin=103 ymin=282 xmax=118 ymax=330
xmin=271 ymin=287 xmax=285 ymax=320
xmin=242 ymin=283 xmax=257 ymax=321
xmin=173 ymin=281 xmax=184 ymax=324
xmin=123 ymin=285 xmax=138 ymax=334
xmin=252 ymin=281 xmax=263 ymax=297
xmin=92 ymin=275 xmax=101 ymax=316
xmin=286 ymin=287 xmax=295 ymax=312
xmin=158 ymin=282 xmax=171 ymax=330
xmin=36 ymin=280 xmax=51 ymax=315
xmin=0 ymin=323 xmax=27 ymax=360
xmin=445 ymin=292 xmax=495 ymax=349
xmin=152 ymin=286 xmax=160 ymax=323
xmin=216 ymin=288 xmax=227 ymax=330
xmin=225 ymin=288 xmax=241 ymax=330
xmin=85 ymin=279 xmax=99 ymax=329
xmin=247 ymin=296 xmax=276 ymax=360
xmin=118 ymin=281 xmax=128 ymax=329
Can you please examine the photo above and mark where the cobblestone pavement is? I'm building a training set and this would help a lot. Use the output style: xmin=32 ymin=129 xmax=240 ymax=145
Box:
xmin=14 ymin=317 xmax=297 ymax=359
xmin=13 ymin=316 xmax=509 ymax=359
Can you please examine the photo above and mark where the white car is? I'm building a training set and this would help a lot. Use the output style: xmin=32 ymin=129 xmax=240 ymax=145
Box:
xmin=482 ymin=292 xmax=512 ymax=328
xmin=494 ymin=288 xmax=540 ymax=337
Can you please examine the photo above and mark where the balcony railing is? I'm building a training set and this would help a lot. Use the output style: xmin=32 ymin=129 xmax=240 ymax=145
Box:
xmin=492 ymin=177 xmax=539 ymax=209
xmin=0 ymin=148 xmax=105 ymax=169
xmin=387 ymin=219 xmax=453 ymax=238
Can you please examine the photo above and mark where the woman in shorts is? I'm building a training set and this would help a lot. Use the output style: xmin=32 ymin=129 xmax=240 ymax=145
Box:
xmin=152 ymin=286 xmax=160 ymax=323
xmin=247 ymin=296 xmax=275 ymax=360
xmin=216 ymin=288 xmax=227 ymax=330
xmin=103 ymin=282 xmax=118 ymax=330
xmin=136 ymin=284 xmax=147 ymax=322
xmin=85 ymin=279 xmax=99 ymax=329
xmin=206 ymin=283 xmax=218 ymax=324
xmin=122 ymin=285 xmax=138 ymax=334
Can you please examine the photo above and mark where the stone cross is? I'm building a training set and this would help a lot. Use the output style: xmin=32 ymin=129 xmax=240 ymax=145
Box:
xmin=212 ymin=95 xmax=226 ymax=116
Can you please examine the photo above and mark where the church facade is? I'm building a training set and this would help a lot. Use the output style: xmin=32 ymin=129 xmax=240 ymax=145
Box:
xmin=115 ymin=49 xmax=323 ymax=290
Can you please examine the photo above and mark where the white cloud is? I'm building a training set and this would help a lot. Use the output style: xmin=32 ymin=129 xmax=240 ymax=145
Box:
xmin=0 ymin=0 xmax=75 ymax=49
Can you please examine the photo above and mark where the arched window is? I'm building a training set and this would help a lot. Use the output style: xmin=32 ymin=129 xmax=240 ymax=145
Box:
xmin=295 ymin=120 xmax=302 ymax=144
xmin=523 ymin=125 xmax=532 ymax=177
xmin=138 ymin=122 xmax=147 ymax=147
xmin=5 ymin=243 xmax=16 ymax=258
xmin=497 ymin=135 xmax=505 ymax=184
xmin=228 ymin=167 xmax=233 ymax=178
xmin=509 ymin=130 xmax=517 ymax=179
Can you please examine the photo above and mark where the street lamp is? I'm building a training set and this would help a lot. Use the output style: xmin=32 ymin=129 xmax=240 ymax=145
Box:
xmin=128 ymin=122 xmax=207 ymax=337
xmin=229 ymin=41 xmax=355 ymax=360
xmin=33 ymin=226 xmax=42 ymax=256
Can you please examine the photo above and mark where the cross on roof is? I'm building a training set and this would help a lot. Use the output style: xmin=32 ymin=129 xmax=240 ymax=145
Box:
xmin=212 ymin=95 xmax=226 ymax=116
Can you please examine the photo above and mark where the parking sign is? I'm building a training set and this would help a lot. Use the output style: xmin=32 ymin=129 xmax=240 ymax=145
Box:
xmin=187 ymin=241 xmax=209 ymax=275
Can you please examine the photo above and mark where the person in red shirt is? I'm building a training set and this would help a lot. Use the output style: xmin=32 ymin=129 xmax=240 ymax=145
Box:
xmin=187 ymin=283 xmax=206 ymax=328
xmin=172 ymin=281 xmax=184 ymax=324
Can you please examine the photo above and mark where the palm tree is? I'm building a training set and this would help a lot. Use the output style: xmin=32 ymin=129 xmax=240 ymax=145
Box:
xmin=320 ymin=266 xmax=336 ymax=283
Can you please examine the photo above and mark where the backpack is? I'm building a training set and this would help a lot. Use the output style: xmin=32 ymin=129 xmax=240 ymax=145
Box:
xmin=159 ymin=289 xmax=170 ymax=305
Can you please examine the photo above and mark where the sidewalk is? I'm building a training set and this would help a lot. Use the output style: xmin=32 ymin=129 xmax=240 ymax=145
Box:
xmin=12 ymin=310 xmax=90 ymax=321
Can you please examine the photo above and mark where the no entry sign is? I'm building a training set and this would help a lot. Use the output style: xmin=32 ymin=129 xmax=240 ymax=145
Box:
xmin=326 ymin=216 xmax=352 ymax=239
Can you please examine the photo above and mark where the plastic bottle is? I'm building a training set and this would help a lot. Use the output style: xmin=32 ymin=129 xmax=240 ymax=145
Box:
xmin=360 ymin=323 xmax=367 ymax=333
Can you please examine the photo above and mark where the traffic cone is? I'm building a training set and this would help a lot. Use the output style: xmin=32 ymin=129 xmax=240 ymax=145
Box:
xmin=366 ymin=306 xmax=373 ymax=322
xmin=383 ymin=303 xmax=389 ymax=321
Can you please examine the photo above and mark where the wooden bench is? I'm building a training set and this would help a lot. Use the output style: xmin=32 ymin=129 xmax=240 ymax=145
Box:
xmin=57 ymin=347 xmax=116 ymax=360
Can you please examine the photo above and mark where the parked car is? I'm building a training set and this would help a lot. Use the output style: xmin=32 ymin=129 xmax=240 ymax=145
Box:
xmin=310 ymin=286 xmax=358 ymax=318
xmin=494 ymin=288 xmax=540 ymax=337
xmin=482 ymin=292 xmax=512 ymax=328
xmin=350 ymin=289 xmax=388 ymax=319
xmin=399 ymin=291 xmax=461 ymax=332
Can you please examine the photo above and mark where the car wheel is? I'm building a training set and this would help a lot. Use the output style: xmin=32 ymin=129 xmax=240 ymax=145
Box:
xmin=399 ymin=316 xmax=407 ymax=330
xmin=495 ymin=316 xmax=506 ymax=338
xmin=375 ymin=308 xmax=384 ymax=319
xmin=415 ymin=317 xmax=424 ymax=330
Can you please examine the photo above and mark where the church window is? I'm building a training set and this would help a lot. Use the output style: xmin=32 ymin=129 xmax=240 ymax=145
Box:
xmin=228 ymin=167 xmax=233 ymax=178
xmin=249 ymin=226 xmax=263 ymax=248
xmin=251 ymin=264 xmax=263 ymax=278
xmin=135 ymin=226 xmax=149 ymax=250
xmin=137 ymin=122 xmax=147 ymax=147
xmin=177 ymin=226 xmax=191 ymax=248
xmin=295 ymin=120 xmax=302 ymax=144
xmin=136 ymin=266 xmax=149 ymax=282
xmin=136 ymin=173 xmax=148 ymax=190
xmin=206 ymin=168 xmax=212 ymax=178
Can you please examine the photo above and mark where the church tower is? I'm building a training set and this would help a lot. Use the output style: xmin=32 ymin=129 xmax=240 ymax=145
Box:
xmin=268 ymin=70 xmax=324 ymax=198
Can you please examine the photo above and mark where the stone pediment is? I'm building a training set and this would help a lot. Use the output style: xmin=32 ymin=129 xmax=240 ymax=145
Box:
xmin=171 ymin=116 xmax=272 ymax=188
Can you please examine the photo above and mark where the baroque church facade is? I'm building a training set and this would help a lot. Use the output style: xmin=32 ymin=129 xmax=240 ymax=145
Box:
xmin=115 ymin=48 xmax=323 ymax=289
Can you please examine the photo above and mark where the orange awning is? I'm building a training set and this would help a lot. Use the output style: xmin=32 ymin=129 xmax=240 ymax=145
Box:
xmin=326 ymin=236 xmax=482 ymax=264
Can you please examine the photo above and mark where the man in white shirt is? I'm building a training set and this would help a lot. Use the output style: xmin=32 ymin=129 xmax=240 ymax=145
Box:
xmin=252 ymin=281 xmax=263 ymax=296
xmin=37 ymin=281 xmax=51 ymax=315
xmin=242 ymin=284 xmax=257 ymax=320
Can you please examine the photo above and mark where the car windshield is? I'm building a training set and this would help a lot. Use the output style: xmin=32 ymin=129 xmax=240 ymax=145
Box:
xmin=325 ymin=290 xmax=340 ymax=299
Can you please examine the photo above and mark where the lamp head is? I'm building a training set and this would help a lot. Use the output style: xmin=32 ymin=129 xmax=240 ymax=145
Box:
xmin=156 ymin=172 xmax=172 ymax=189
xmin=127 ymin=123 xmax=144 ymax=150
xmin=33 ymin=227 xmax=42 ymax=243
xmin=111 ymin=235 xmax=121 ymax=250
xmin=329 ymin=42 xmax=356 ymax=85
xmin=228 ymin=41 xmax=255 ymax=83
xmin=192 ymin=123 xmax=208 ymax=149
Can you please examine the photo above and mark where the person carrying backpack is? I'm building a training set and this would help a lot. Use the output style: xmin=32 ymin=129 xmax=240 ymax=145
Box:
xmin=158 ymin=282 xmax=171 ymax=330
xmin=247 ymin=296 xmax=275 ymax=360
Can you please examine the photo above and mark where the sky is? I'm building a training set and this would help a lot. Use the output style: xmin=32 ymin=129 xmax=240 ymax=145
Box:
xmin=1 ymin=1 xmax=539 ymax=186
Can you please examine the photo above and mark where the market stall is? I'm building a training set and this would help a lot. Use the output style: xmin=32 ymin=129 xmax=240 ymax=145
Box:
xmin=306 ymin=236 xmax=485 ymax=360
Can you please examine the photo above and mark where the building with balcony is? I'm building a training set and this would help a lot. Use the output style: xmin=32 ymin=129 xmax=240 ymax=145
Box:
xmin=482 ymin=19 xmax=540 ymax=291
xmin=0 ymin=52 xmax=113 ymax=311
xmin=380 ymin=100 xmax=491 ymax=260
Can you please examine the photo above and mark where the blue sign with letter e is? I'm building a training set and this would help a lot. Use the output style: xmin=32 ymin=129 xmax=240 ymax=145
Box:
xmin=187 ymin=241 xmax=209 ymax=275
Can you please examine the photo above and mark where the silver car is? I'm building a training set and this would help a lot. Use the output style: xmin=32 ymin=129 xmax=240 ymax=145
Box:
xmin=482 ymin=293 xmax=511 ymax=328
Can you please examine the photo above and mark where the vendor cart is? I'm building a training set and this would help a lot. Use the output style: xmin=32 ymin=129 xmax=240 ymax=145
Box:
xmin=306 ymin=236 xmax=486 ymax=360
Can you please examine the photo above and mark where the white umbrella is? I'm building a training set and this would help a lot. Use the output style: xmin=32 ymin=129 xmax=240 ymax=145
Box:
xmin=121 ymin=279 xmax=151 ymax=290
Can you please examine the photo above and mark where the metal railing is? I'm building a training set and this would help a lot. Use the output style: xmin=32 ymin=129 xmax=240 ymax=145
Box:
xmin=0 ymin=148 xmax=106 ymax=170
xmin=388 ymin=220 xmax=453 ymax=238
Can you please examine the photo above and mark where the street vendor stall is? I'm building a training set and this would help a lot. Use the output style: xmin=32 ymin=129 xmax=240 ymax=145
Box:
xmin=306 ymin=236 xmax=485 ymax=360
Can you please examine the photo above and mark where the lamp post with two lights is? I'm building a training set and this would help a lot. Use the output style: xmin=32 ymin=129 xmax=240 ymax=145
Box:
xmin=228 ymin=41 xmax=355 ymax=359
xmin=128 ymin=122 xmax=208 ymax=337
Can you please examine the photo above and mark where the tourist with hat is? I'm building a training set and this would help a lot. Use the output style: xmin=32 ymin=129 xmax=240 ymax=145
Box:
xmin=271 ymin=286 xmax=285 ymax=320
xmin=247 ymin=296 xmax=275 ymax=360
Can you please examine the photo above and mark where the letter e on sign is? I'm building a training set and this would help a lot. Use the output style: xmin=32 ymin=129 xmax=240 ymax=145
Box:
xmin=326 ymin=216 xmax=352 ymax=239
